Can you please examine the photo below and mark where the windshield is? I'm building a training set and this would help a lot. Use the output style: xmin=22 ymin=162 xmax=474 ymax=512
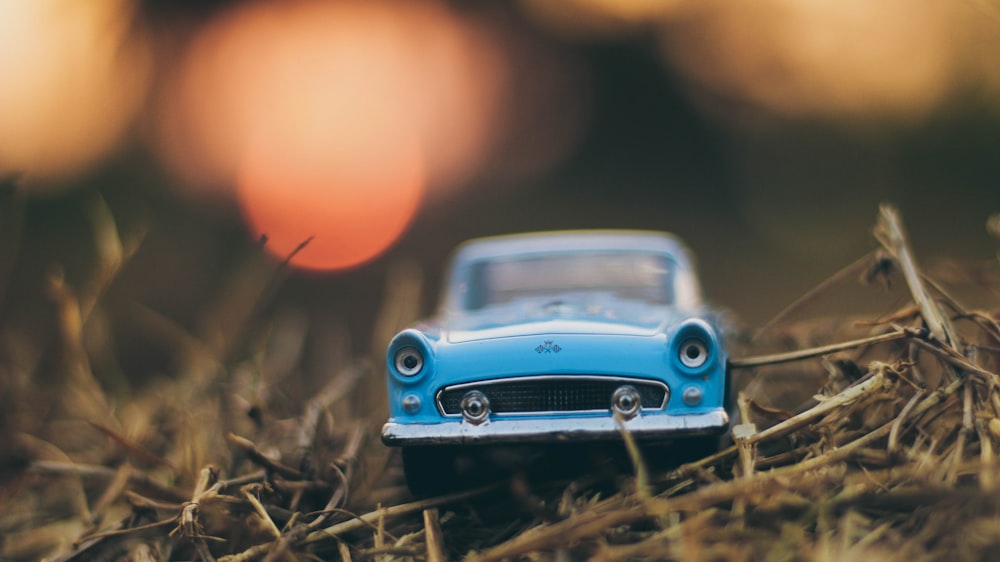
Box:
xmin=463 ymin=252 xmax=675 ymax=310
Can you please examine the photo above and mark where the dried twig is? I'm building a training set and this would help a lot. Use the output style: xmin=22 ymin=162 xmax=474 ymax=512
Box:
xmin=753 ymin=251 xmax=884 ymax=341
xmin=172 ymin=465 xmax=222 ymax=561
xmin=423 ymin=508 xmax=446 ymax=562
xmin=875 ymin=205 xmax=959 ymax=350
xmin=730 ymin=329 xmax=912 ymax=369
xmin=745 ymin=366 xmax=889 ymax=447
xmin=29 ymin=460 xmax=189 ymax=503
xmin=174 ymin=465 xmax=219 ymax=539
xmin=242 ymin=484 xmax=282 ymax=539
xmin=297 ymin=364 xmax=367 ymax=454
xmin=303 ymin=483 xmax=503 ymax=545
xmin=228 ymin=433 xmax=305 ymax=480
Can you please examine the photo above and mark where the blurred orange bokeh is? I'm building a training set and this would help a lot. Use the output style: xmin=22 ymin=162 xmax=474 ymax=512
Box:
xmin=522 ymin=0 xmax=1000 ymax=123
xmin=155 ymin=0 xmax=512 ymax=270
xmin=7 ymin=0 xmax=991 ymax=273
xmin=0 ymin=0 xmax=150 ymax=184
xmin=236 ymin=69 xmax=425 ymax=271
xmin=659 ymin=0 xmax=957 ymax=121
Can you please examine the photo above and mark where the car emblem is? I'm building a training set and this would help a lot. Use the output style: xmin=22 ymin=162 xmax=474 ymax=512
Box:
xmin=535 ymin=340 xmax=562 ymax=354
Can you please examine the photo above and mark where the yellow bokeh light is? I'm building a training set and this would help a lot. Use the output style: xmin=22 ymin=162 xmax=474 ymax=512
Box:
xmin=0 ymin=0 xmax=151 ymax=184
xmin=661 ymin=0 xmax=955 ymax=120
xmin=155 ymin=0 xmax=508 ymax=199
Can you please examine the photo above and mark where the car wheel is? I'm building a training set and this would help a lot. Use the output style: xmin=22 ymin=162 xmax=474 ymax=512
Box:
xmin=401 ymin=446 xmax=458 ymax=496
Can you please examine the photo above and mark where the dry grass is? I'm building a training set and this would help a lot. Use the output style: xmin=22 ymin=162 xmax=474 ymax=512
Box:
xmin=2 ymin=204 xmax=999 ymax=561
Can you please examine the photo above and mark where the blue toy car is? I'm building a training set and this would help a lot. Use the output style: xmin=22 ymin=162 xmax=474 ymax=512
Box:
xmin=382 ymin=230 xmax=732 ymax=493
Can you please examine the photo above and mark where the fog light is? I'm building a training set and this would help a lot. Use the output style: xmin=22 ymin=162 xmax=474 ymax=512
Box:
xmin=460 ymin=391 xmax=490 ymax=424
xmin=611 ymin=385 xmax=641 ymax=419
xmin=682 ymin=386 xmax=703 ymax=406
xmin=402 ymin=394 xmax=421 ymax=414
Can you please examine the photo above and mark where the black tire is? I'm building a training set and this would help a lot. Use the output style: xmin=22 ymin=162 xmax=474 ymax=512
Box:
xmin=401 ymin=446 xmax=458 ymax=496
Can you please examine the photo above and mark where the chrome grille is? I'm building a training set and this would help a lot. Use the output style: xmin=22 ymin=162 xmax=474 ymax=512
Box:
xmin=437 ymin=376 xmax=668 ymax=416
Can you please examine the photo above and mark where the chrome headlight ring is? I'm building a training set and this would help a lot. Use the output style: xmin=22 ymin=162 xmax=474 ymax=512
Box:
xmin=394 ymin=347 xmax=424 ymax=377
xmin=678 ymin=338 xmax=708 ymax=369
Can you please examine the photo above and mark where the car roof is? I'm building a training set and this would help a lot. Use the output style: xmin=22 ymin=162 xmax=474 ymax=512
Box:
xmin=442 ymin=230 xmax=704 ymax=312
xmin=451 ymin=230 xmax=695 ymax=268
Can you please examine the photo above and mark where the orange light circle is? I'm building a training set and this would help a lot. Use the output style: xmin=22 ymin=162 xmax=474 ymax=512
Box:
xmin=236 ymin=88 xmax=425 ymax=272
xmin=221 ymin=1 xmax=428 ymax=271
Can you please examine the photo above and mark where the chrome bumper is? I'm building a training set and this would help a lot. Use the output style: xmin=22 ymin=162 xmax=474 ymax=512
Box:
xmin=381 ymin=409 xmax=729 ymax=446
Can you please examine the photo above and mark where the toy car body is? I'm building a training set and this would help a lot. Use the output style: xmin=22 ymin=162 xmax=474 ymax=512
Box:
xmin=382 ymin=230 xmax=731 ymax=490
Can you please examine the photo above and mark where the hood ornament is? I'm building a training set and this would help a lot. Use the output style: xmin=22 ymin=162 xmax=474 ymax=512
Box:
xmin=535 ymin=340 xmax=562 ymax=354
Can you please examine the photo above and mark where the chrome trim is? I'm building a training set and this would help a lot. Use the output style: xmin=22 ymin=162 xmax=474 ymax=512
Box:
xmin=382 ymin=409 xmax=729 ymax=446
xmin=394 ymin=347 xmax=424 ymax=377
xmin=435 ymin=375 xmax=670 ymax=417
xmin=682 ymin=386 xmax=703 ymax=406
xmin=460 ymin=391 xmax=490 ymax=424
xmin=611 ymin=385 xmax=641 ymax=419
xmin=402 ymin=394 xmax=422 ymax=414
xmin=678 ymin=339 xmax=708 ymax=368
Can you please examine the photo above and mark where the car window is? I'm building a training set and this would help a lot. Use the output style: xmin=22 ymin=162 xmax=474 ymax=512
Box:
xmin=464 ymin=252 xmax=674 ymax=310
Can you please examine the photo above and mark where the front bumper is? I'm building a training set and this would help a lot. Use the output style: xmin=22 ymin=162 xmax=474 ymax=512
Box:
xmin=381 ymin=408 xmax=729 ymax=446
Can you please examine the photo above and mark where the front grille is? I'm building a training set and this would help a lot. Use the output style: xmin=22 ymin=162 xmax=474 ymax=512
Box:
xmin=437 ymin=376 xmax=668 ymax=416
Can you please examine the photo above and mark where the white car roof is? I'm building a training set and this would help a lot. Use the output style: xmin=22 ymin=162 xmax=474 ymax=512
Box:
xmin=444 ymin=230 xmax=704 ymax=312
xmin=451 ymin=230 xmax=696 ymax=269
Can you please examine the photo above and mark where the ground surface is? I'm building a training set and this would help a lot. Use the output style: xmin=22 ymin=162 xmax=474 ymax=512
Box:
xmin=2 ymin=207 xmax=999 ymax=561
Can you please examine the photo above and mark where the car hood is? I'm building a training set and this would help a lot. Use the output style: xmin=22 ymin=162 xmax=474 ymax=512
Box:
xmin=443 ymin=298 xmax=684 ymax=344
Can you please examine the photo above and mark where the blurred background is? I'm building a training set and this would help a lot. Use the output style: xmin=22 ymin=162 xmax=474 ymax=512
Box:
xmin=2 ymin=0 xmax=1000 ymax=376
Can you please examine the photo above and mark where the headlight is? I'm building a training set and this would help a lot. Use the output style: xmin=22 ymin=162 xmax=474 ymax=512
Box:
xmin=387 ymin=329 xmax=433 ymax=381
xmin=679 ymin=339 xmax=708 ymax=369
xmin=670 ymin=319 xmax=717 ymax=374
xmin=394 ymin=347 xmax=424 ymax=377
